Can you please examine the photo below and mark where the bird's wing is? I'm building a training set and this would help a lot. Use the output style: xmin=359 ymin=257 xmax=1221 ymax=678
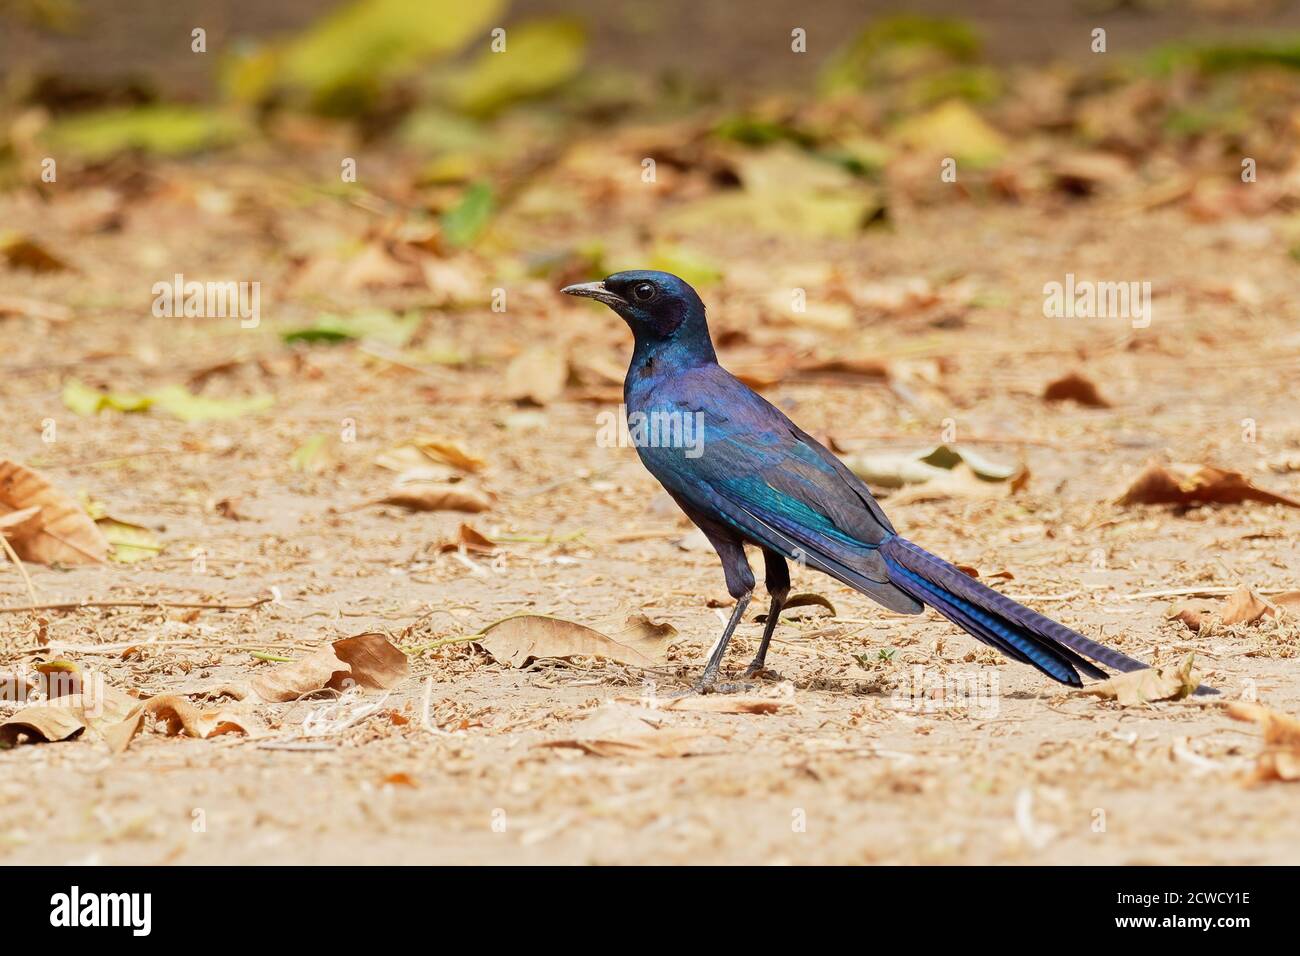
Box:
xmin=638 ymin=384 xmax=921 ymax=614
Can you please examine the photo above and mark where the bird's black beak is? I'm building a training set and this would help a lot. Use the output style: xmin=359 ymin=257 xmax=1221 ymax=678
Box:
xmin=561 ymin=281 xmax=626 ymax=309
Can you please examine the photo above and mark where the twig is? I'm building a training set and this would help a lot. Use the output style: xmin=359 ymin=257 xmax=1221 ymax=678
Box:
xmin=420 ymin=676 xmax=451 ymax=736
xmin=14 ymin=639 xmax=299 ymax=656
xmin=1120 ymin=585 xmax=1292 ymax=601
xmin=0 ymin=535 xmax=38 ymax=607
xmin=0 ymin=597 xmax=271 ymax=614
xmin=402 ymin=633 xmax=480 ymax=655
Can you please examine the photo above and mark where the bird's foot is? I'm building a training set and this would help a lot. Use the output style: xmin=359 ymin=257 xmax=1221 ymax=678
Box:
xmin=741 ymin=661 xmax=778 ymax=681
xmin=683 ymin=673 xmax=755 ymax=696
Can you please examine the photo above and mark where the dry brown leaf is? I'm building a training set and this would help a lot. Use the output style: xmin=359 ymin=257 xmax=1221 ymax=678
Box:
xmin=0 ymin=698 xmax=90 ymax=745
xmin=331 ymin=632 xmax=410 ymax=690
xmin=250 ymin=644 xmax=346 ymax=702
xmin=1220 ymin=584 xmax=1273 ymax=626
xmin=503 ymin=345 xmax=568 ymax=405
xmin=250 ymin=632 xmax=408 ymax=702
xmin=1273 ymin=591 xmax=1300 ymax=614
xmin=409 ymin=435 xmax=486 ymax=472
xmin=1 ymin=234 xmax=71 ymax=273
xmin=1167 ymin=601 xmax=1216 ymax=632
xmin=1 ymin=685 xmax=140 ymax=748
xmin=1118 ymin=460 xmax=1300 ymax=509
xmin=1077 ymin=653 xmax=1199 ymax=706
xmin=109 ymin=695 xmax=264 ymax=751
xmin=1043 ymin=371 xmax=1111 ymax=408
xmin=439 ymin=522 xmax=496 ymax=554
xmin=477 ymin=614 xmax=671 ymax=668
xmin=376 ymin=481 xmax=492 ymax=513
xmin=1225 ymin=701 xmax=1300 ymax=783
xmin=0 ymin=460 xmax=109 ymax=564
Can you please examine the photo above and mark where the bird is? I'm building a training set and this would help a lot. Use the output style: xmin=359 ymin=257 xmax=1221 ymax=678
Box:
xmin=562 ymin=270 xmax=1182 ymax=694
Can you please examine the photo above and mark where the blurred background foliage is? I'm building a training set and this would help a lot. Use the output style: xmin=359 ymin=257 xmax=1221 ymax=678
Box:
xmin=2 ymin=0 xmax=1300 ymax=284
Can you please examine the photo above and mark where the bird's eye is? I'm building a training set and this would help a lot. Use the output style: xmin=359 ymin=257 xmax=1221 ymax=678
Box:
xmin=632 ymin=282 xmax=656 ymax=302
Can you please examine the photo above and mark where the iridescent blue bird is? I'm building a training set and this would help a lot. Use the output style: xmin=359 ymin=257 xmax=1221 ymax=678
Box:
xmin=563 ymin=271 xmax=1160 ymax=693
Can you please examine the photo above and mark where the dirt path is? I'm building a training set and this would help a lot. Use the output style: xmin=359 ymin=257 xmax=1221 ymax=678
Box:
xmin=2 ymin=169 xmax=1299 ymax=863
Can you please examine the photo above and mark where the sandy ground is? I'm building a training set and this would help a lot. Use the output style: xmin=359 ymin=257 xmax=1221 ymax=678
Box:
xmin=2 ymin=170 xmax=1300 ymax=864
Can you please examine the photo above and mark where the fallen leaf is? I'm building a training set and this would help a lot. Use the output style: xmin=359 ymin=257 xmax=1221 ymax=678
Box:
xmin=250 ymin=632 xmax=408 ymax=702
xmin=1118 ymin=461 xmax=1300 ymax=509
xmin=450 ymin=18 xmax=586 ymax=116
xmin=0 ymin=232 xmax=72 ymax=273
xmin=1 ymin=685 xmax=141 ymax=748
xmin=1226 ymin=701 xmax=1300 ymax=783
xmin=0 ymin=460 xmax=109 ymax=565
xmin=1078 ymin=654 xmax=1199 ymax=706
xmin=476 ymin=614 xmax=670 ymax=668
xmin=1220 ymin=584 xmax=1273 ymax=626
xmin=843 ymin=443 xmax=1021 ymax=490
xmin=1043 ymin=371 xmax=1111 ymax=408
xmin=375 ymin=474 xmax=492 ymax=513
xmin=503 ymin=345 xmax=568 ymax=405
xmin=108 ymin=695 xmax=264 ymax=751
xmin=439 ymin=523 xmax=496 ymax=554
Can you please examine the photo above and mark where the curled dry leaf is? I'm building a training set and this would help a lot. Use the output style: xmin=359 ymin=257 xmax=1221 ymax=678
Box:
xmin=1225 ymin=701 xmax=1300 ymax=783
xmin=374 ymin=471 xmax=492 ymax=513
xmin=476 ymin=613 xmax=675 ymax=668
xmin=1118 ymin=461 xmax=1300 ymax=509
xmin=250 ymin=632 xmax=409 ymax=702
xmin=1077 ymin=653 xmax=1200 ymax=707
xmin=108 ymin=695 xmax=265 ymax=752
xmin=0 ymin=685 xmax=140 ymax=748
xmin=0 ymin=460 xmax=109 ymax=565
xmin=1172 ymin=585 xmax=1297 ymax=631
xmin=1043 ymin=371 xmax=1111 ymax=408
xmin=439 ymin=522 xmax=496 ymax=554
xmin=503 ymin=345 xmax=568 ymax=405
xmin=377 ymin=434 xmax=485 ymax=473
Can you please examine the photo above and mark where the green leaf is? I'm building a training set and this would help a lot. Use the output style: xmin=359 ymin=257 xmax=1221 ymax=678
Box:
xmin=61 ymin=380 xmax=152 ymax=416
xmin=440 ymin=182 xmax=494 ymax=247
xmin=891 ymin=100 xmax=1006 ymax=168
xmin=42 ymin=106 xmax=246 ymax=160
xmin=97 ymin=518 xmax=163 ymax=564
xmin=279 ymin=0 xmax=505 ymax=108
xmin=282 ymin=309 xmax=420 ymax=347
xmin=821 ymin=15 xmax=981 ymax=92
xmin=290 ymin=434 xmax=332 ymax=473
xmin=146 ymin=384 xmax=274 ymax=423
xmin=451 ymin=18 xmax=587 ymax=117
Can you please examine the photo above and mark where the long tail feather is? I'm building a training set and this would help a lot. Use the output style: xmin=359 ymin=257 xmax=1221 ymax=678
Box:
xmin=881 ymin=536 xmax=1161 ymax=688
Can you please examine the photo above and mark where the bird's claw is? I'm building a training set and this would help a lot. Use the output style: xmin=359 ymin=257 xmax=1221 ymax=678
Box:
xmin=683 ymin=674 xmax=755 ymax=696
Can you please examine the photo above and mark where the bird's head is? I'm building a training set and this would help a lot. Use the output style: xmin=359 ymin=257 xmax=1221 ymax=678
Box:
xmin=561 ymin=270 xmax=710 ymax=348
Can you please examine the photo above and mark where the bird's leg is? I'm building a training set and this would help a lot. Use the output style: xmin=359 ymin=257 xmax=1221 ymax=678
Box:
xmin=688 ymin=531 xmax=755 ymax=694
xmin=693 ymin=591 xmax=751 ymax=693
xmin=744 ymin=550 xmax=790 ymax=678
